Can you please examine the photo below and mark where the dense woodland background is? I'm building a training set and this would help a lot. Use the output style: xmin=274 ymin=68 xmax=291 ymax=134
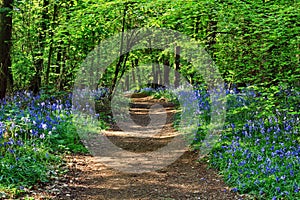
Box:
xmin=0 ymin=0 xmax=299 ymax=98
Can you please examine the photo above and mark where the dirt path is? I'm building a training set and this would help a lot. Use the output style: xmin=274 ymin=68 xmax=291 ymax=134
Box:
xmin=52 ymin=95 xmax=244 ymax=200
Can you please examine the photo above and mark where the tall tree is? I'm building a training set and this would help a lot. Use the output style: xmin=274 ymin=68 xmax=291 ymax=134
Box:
xmin=45 ymin=2 xmax=58 ymax=85
xmin=30 ymin=0 xmax=49 ymax=94
xmin=0 ymin=0 xmax=13 ymax=99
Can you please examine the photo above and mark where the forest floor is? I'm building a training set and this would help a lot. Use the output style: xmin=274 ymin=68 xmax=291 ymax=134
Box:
xmin=27 ymin=95 xmax=245 ymax=200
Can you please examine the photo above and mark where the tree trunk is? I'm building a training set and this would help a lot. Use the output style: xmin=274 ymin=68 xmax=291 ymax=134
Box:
xmin=0 ymin=0 xmax=13 ymax=99
xmin=135 ymin=59 xmax=141 ymax=87
xmin=131 ymin=60 xmax=136 ymax=89
xmin=125 ymin=74 xmax=130 ymax=91
xmin=7 ymin=65 xmax=13 ymax=93
xmin=157 ymin=63 xmax=162 ymax=85
xmin=206 ymin=17 xmax=217 ymax=59
xmin=174 ymin=46 xmax=181 ymax=88
xmin=31 ymin=0 xmax=49 ymax=94
xmin=152 ymin=62 xmax=157 ymax=84
xmin=57 ymin=48 xmax=66 ymax=90
xmin=45 ymin=3 xmax=58 ymax=85
xmin=110 ymin=3 xmax=128 ymax=97
xmin=163 ymin=55 xmax=170 ymax=86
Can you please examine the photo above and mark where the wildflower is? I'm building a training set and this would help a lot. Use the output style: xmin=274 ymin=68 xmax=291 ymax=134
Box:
xmin=285 ymin=124 xmax=292 ymax=132
xmin=259 ymin=190 xmax=264 ymax=195
xmin=8 ymin=148 xmax=15 ymax=154
xmin=17 ymin=140 xmax=23 ymax=146
xmin=231 ymin=123 xmax=235 ymax=130
xmin=294 ymin=184 xmax=299 ymax=193
xmin=238 ymin=160 xmax=246 ymax=166
xmin=257 ymin=155 xmax=263 ymax=162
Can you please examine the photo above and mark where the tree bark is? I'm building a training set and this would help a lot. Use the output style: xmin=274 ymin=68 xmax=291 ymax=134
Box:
xmin=174 ymin=46 xmax=181 ymax=88
xmin=31 ymin=0 xmax=49 ymax=94
xmin=157 ymin=63 xmax=162 ymax=85
xmin=206 ymin=16 xmax=217 ymax=59
xmin=131 ymin=60 xmax=136 ymax=88
xmin=45 ymin=3 xmax=58 ymax=85
xmin=163 ymin=55 xmax=170 ymax=86
xmin=0 ymin=0 xmax=13 ymax=99
xmin=110 ymin=3 xmax=128 ymax=97
xmin=135 ymin=59 xmax=141 ymax=87
xmin=125 ymin=74 xmax=129 ymax=91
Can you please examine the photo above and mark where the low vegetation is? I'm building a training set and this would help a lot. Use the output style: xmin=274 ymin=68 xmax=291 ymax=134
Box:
xmin=0 ymin=91 xmax=88 ymax=198
xmin=0 ymin=0 xmax=298 ymax=199
xmin=147 ymin=85 xmax=300 ymax=199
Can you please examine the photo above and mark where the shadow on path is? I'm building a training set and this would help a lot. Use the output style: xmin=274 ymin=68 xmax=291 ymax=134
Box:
xmin=54 ymin=95 xmax=244 ymax=200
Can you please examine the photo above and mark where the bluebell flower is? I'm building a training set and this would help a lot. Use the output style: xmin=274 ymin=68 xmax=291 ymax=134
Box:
xmin=257 ymin=155 xmax=263 ymax=162
xmin=17 ymin=140 xmax=23 ymax=146
xmin=231 ymin=123 xmax=235 ymax=130
xmin=238 ymin=160 xmax=246 ymax=166
xmin=40 ymin=134 xmax=45 ymax=139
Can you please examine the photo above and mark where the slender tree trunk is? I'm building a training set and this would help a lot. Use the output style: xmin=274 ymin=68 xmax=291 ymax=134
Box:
xmin=157 ymin=63 xmax=162 ymax=85
xmin=0 ymin=0 xmax=13 ymax=99
xmin=110 ymin=3 xmax=128 ymax=97
xmin=45 ymin=3 xmax=58 ymax=85
xmin=163 ymin=55 xmax=170 ymax=86
xmin=125 ymin=74 xmax=130 ymax=91
xmin=57 ymin=48 xmax=66 ymax=90
xmin=7 ymin=65 xmax=13 ymax=93
xmin=148 ymin=39 xmax=159 ymax=84
xmin=152 ymin=63 xmax=157 ymax=83
xmin=131 ymin=60 xmax=136 ymax=89
xmin=56 ymin=46 xmax=62 ymax=74
xmin=135 ymin=59 xmax=141 ymax=87
xmin=206 ymin=16 xmax=217 ymax=59
xmin=31 ymin=0 xmax=49 ymax=93
xmin=174 ymin=46 xmax=181 ymax=88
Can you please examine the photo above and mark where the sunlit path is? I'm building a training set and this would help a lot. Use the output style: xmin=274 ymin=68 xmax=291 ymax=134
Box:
xmin=54 ymin=96 xmax=244 ymax=200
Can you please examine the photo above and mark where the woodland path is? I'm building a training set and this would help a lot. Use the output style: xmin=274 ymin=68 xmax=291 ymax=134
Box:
xmin=34 ymin=95 xmax=244 ymax=200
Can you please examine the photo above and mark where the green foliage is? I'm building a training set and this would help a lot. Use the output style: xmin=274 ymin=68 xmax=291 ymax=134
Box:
xmin=206 ymin=85 xmax=300 ymax=199
xmin=47 ymin=121 xmax=89 ymax=154
xmin=0 ymin=91 xmax=92 ymax=198
xmin=0 ymin=141 xmax=59 ymax=188
xmin=9 ymin=0 xmax=299 ymax=91
xmin=2 ymin=0 xmax=299 ymax=198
